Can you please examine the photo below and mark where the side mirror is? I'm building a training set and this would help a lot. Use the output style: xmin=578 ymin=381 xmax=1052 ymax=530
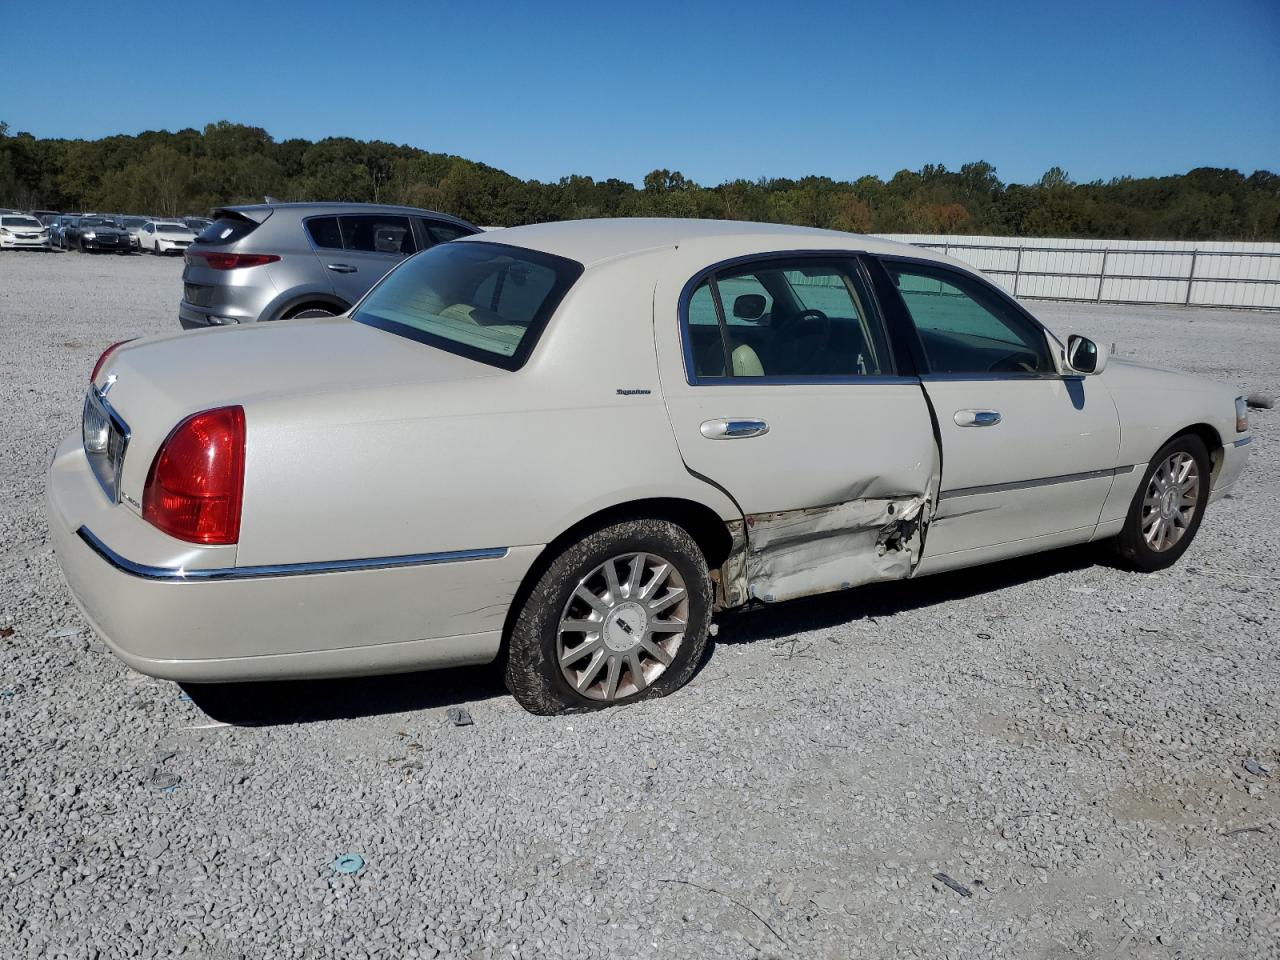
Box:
xmin=732 ymin=294 xmax=766 ymax=322
xmin=1066 ymin=334 xmax=1107 ymax=375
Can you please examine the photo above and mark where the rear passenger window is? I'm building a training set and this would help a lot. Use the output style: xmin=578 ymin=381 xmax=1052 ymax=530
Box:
xmin=422 ymin=220 xmax=471 ymax=244
xmin=685 ymin=258 xmax=892 ymax=380
xmin=339 ymin=214 xmax=415 ymax=255
xmin=306 ymin=216 xmax=342 ymax=249
xmin=688 ymin=282 xmax=725 ymax=377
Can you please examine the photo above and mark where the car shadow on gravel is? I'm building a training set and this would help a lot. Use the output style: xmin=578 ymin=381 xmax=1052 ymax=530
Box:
xmin=183 ymin=544 xmax=1102 ymax=726
xmin=180 ymin=663 xmax=508 ymax=727
xmin=711 ymin=543 xmax=1102 ymax=647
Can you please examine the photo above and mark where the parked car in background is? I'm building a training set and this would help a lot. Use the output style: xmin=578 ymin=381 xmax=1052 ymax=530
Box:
xmin=49 ymin=220 xmax=1252 ymax=714
xmin=0 ymin=213 xmax=52 ymax=250
xmin=183 ymin=217 xmax=213 ymax=234
xmin=30 ymin=209 xmax=59 ymax=224
xmin=179 ymin=202 xmax=478 ymax=328
xmin=120 ymin=216 xmax=150 ymax=251
xmin=138 ymin=220 xmax=197 ymax=256
xmin=66 ymin=215 xmax=132 ymax=254
xmin=49 ymin=215 xmax=74 ymax=249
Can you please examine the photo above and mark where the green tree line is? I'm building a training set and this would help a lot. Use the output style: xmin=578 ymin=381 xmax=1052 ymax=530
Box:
xmin=2 ymin=121 xmax=1277 ymax=240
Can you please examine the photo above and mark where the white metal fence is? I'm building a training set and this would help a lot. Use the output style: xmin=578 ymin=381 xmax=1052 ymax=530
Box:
xmin=874 ymin=234 xmax=1280 ymax=310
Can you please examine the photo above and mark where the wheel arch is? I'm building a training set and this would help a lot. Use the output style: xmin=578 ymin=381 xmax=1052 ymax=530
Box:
xmin=496 ymin=496 xmax=735 ymax=663
xmin=263 ymin=292 xmax=351 ymax=322
xmin=1165 ymin=422 xmax=1223 ymax=479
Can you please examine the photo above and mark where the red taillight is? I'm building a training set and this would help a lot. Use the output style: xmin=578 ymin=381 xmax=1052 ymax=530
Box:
xmin=90 ymin=339 xmax=135 ymax=382
xmin=189 ymin=252 xmax=280 ymax=270
xmin=142 ymin=406 xmax=246 ymax=545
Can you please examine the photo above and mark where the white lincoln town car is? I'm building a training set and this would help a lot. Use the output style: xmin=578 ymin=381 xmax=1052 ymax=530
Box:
xmin=48 ymin=220 xmax=1252 ymax=714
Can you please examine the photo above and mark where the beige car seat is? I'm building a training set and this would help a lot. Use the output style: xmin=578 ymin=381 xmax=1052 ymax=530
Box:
xmin=731 ymin=342 xmax=764 ymax=376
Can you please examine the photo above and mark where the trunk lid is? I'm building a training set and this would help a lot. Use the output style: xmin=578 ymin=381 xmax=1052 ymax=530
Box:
xmin=93 ymin=317 xmax=504 ymax=511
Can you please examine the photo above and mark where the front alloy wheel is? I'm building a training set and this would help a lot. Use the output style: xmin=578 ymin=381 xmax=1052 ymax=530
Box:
xmin=1115 ymin=433 xmax=1211 ymax=571
xmin=1141 ymin=451 xmax=1201 ymax=552
xmin=506 ymin=519 xmax=713 ymax=714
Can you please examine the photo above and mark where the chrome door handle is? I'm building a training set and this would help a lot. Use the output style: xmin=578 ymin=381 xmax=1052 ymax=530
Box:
xmin=954 ymin=409 xmax=1002 ymax=427
xmin=700 ymin=418 xmax=770 ymax=439
xmin=326 ymin=263 xmax=357 ymax=273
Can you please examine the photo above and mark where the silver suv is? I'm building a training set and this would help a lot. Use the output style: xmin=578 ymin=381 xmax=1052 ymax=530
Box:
xmin=179 ymin=202 xmax=479 ymax=329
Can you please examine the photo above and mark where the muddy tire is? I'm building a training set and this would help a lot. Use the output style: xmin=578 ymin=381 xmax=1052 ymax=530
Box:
xmin=505 ymin=519 xmax=713 ymax=715
xmin=1113 ymin=433 xmax=1211 ymax=572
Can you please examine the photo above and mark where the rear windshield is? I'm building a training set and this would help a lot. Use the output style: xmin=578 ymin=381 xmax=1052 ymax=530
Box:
xmin=352 ymin=241 xmax=583 ymax=370
xmin=198 ymin=214 xmax=260 ymax=246
xmin=1 ymin=216 xmax=41 ymax=227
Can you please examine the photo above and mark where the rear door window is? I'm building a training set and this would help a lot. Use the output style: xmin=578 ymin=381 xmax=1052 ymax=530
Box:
xmin=685 ymin=258 xmax=892 ymax=379
xmin=305 ymin=216 xmax=343 ymax=249
xmin=421 ymin=219 xmax=473 ymax=244
xmin=339 ymin=214 xmax=415 ymax=255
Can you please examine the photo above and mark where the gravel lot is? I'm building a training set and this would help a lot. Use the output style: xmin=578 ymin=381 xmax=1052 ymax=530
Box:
xmin=1 ymin=249 xmax=1277 ymax=960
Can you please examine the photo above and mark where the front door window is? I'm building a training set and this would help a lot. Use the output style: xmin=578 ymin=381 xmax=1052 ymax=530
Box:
xmin=884 ymin=262 xmax=1052 ymax=375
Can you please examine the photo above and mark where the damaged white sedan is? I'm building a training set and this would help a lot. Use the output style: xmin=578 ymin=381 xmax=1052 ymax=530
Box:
xmin=48 ymin=220 xmax=1252 ymax=714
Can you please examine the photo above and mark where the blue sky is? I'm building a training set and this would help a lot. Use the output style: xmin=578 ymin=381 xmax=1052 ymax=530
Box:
xmin=3 ymin=0 xmax=1277 ymax=186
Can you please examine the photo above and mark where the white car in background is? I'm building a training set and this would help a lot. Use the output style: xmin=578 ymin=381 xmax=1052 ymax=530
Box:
xmin=138 ymin=220 xmax=197 ymax=256
xmin=47 ymin=220 xmax=1252 ymax=715
xmin=0 ymin=214 xmax=52 ymax=250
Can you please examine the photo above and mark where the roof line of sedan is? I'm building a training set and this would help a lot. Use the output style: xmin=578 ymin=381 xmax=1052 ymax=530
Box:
xmin=457 ymin=218 xmax=956 ymax=270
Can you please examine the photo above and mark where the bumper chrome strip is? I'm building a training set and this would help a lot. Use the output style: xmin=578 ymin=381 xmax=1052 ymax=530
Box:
xmin=1233 ymin=436 xmax=1253 ymax=447
xmin=76 ymin=526 xmax=508 ymax=582
xmin=940 ymin=464 xmax=1136 ymax=501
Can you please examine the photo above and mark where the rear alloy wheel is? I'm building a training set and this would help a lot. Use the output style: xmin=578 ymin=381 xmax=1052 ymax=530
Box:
xmin=505 ymin=519 xmax=713 ymax=714
xmin=1114 ymin=433 xmax=1211 ymax=571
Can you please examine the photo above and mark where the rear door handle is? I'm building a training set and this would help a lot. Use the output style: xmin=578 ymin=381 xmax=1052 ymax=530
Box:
xmin=954 ymin=409 xmax=1002 ymax=427
xmin=700 ymin=418 xmax=770 ymax=439
xmin=326 ymin=263 xmax=357 ymax=274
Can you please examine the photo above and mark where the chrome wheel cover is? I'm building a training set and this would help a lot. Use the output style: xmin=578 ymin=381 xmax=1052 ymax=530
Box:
xmin=1141 ymin=451 xmax=1201 ymax=552
xmin=557 ymin=553 xmax=689 ymax=702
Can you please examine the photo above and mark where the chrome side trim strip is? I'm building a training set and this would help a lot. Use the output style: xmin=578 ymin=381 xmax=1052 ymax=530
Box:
xmin=683 ymin=374 xmax=920 ymax=387
xmin=940 ymin=464 xmax=1136 ymax=501
xmin=76 ymin=526 xmax=508 ymax=582
xmin=1233 ymin=436 xmax=1253 ymax=447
